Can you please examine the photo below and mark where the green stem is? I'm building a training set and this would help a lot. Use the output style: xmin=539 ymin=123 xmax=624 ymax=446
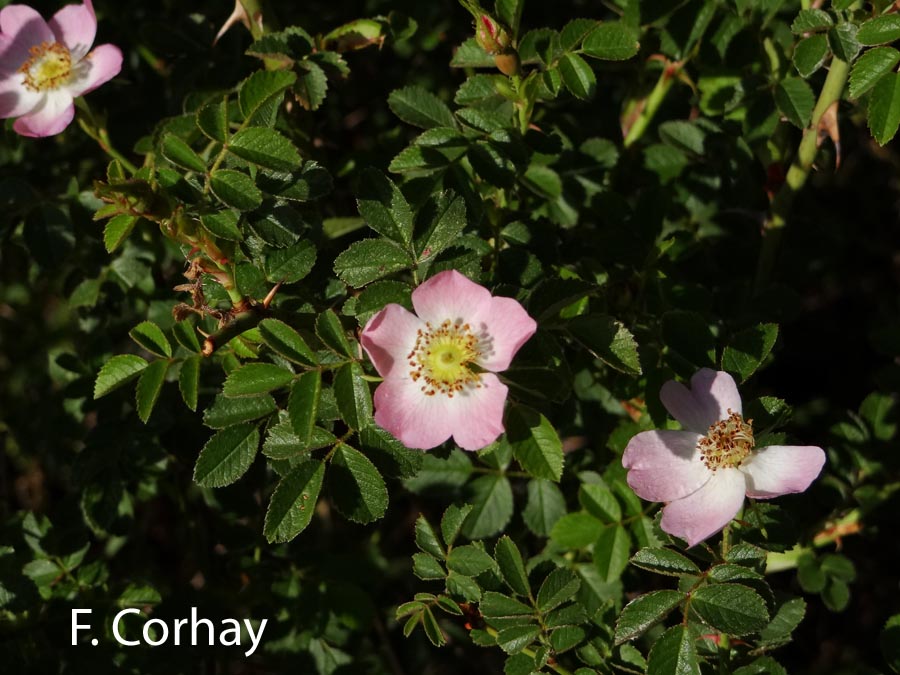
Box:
xmin=754 ymin=46 xmax=853 ymax=291
xmin=75 ymin=99 xmax=139 ymax=174
xmin=483 ymin=626 xmax=575 ymax=675
xmin=623 ymin=63 xmax=679 ymax=148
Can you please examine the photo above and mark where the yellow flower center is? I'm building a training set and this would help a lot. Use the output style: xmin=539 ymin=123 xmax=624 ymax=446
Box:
xmin=19 ymin=42 xmax=73 ymax=92
xmin=408 ymin=319 xmax=483 ymax=397
xmin=698 ymin=409 xmax=754 ymax=471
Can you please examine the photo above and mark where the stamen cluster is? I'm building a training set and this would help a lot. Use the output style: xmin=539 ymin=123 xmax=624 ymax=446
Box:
xmin=698 ymin=409 xmax=755 ymax=471
xmin=20 ymin=41 xmax=72 ymax=92
xmin=408 ymin=319 xmax=482 ymax=397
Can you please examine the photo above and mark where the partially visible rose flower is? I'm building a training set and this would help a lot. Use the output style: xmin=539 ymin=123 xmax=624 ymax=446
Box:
xmin=474 ymin=14 xmax=511 ymax=55
xmin=623 ymin=368 xmax=825 ymax=547
xmin=360 ymin=270 xmax=537 ymax=451
xmin=0 ymin=1 xmax=122 ymax=137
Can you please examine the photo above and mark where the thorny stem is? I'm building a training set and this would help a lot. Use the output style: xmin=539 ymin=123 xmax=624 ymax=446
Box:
xmin=483 ymin=626 xmax=575 ymax=675
xmin=754 ymin=17 xmax=857 ymax=291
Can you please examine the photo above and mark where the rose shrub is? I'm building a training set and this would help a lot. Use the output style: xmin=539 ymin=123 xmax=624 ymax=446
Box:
xmin=1 ymin=0 xmax=899 ymax=674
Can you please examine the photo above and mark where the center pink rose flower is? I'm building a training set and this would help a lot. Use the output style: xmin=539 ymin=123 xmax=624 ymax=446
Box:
xmin=0 ymin=1 xmax=122 ymax=137
xmin=360 ymin=270 xmax=537 ymax=451
xmin=623 ymin=368 xmax=826 ymax=547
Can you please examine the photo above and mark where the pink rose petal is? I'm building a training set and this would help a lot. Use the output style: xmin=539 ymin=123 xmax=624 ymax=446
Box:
xmin=442 ymin=373 xmax=508 ymax=451
xmin=360 ymin=303 xmax=423 ymax=379
xmin=0 ymin=84 xmax=41 ymax=118
xmin=49 ymin=2 xmax=96 ymax=60
xmin=373 ymin=376 xmax=455 ymax=450
xmin=13 ymin=91 xmax=74 ymax=137
xmin=411 ymin=270 xmax=492 ymax=326
xmin=476 ymin=295 xmax=537 ymax=372
xmin=741 ymin=445 xmax=826 ymax=499
xmin=0 ymin=5 xmax=53 ymax=44
xmin=660 ymin=468 xmax=746 ymax=547
xmin=69 ymin=43 xmax=121 ymax=96
xmin=660 ymin=368 xmax=742 ymax=433
xmin=622 ymin=430 xmax=711 ymax=502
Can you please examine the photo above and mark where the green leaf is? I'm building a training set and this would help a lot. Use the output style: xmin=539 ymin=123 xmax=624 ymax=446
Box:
xmin=868 ymin=72 xmax=900 ymax=145
xmin=793 ymin=35 xmax=830 ymax=78
xmin=560 ymin=18 xmax=600 ymax=52
xmin=507 ymin=406 xmax=564 ymax=481
xmin=228 ymin=127 xmax=302 ymax=172
xmin=193 ymin=423 xmax=259 ymax=487
xmin=537 ymin=568 xmax=581 ymax=612
xmin=94 ymin=354 xmax=148 ymax=398
xmin=295 ymin=61 xmax=328 ymax=111
xmin=791 ymin=9 xmax=833 ymax=34
xmin=647 ymin=625 xmax=700 ymax=675
xmin=594 ymin=524 xmax=631 ymax=583
xmin=523 ymin=479 xmax=566 ymax=536
xmin=615 ymin=590 xmax=686 ymax=644
xmin=447 ymin=545 xmax=496 ymax=576
xmin=497 ymin=625 xmax=541 ymax=655
xmin=759 ymin=597 xmax=806 ymax=645
xmin=828 ymin=23 xmax=860 ymax=63
xmin=495 ymin=0 xmax=525 ymax=38
xmin=262 ymin=415 xmax=335 ymax=459
xmin=775 ymin=77 xmax=816 ymax=128
xmin=334 ymin=238 xmax=413 ymax=287
xmin=422 ymin=606 xmax=446 ymax=647
xmin=358 ymin=425 xmax=423 ymax=479
xmin=209 ymin=169 xmax=263 ymax=211
xmin=559 ymin=53 xmax=596 ymax=100
xmin=579 ymin=484 xmax=621 ymax=523
xmin=135 ymin=359 xmax=169 ymax=423
xmin=387 ymin=86 xmax=457 ymax=129
xmin=569 ymin=315 xmax=642 ymax=375
xmin=690 ymin=584 xmax=770 ymax=635
xmin=582 ymin=22 xmax=640 ymax=61
xmin=415 ymin=191 xmax=467 ymax=262
xmin=356 ymin=169 xmax=415 ymax=246
xmin=203 ymin=394 xmax=277 ymax=428
xmin=329 ymin=443 xmax=388 ymax=523
xmin=259 ymin=318 xmax=317 ymax=366
xmin=413 ymin=552 xmax=446 ymax=580
xmin=103 ymin=214 xmax=138 ymax=253
xmin=258 ymin=162 xmax=333 ymax=202
xmin=179 ymin=355 xmax=200 ymax=411
xmin=129 ymin=321 xmax=172 ymax=358
xmin=264 ymin=239 xmax=317 ymax=284
xmin=200 ymin=210 xmax=243 ymax=242
xmin=117 ymin=583 xmax=162 ymax=608
xmin=462 ymin=474 xmax=514 ymax=539
xmin=631 ymin=547 xmax=701 ymax=576
xmin=197 ymin=99 xmax=228 ymax=143
xmin=858 ymin=14 xmax=900 ymax=46
xmin=441 ymin=503 xmax=473 ymax=549
xmin=495 ymin=536 xmax=530 ymax=596
xmin=721 ymin=323 xmax=778 ymax=382
xmin=480 ymin=591 xmax=534 ymax=620
xmin=551 ymin=512 xmax=604 ymax=549
xmin=288 ymin=370 xmax=321 ymax=445
xmin=316 ymin=310 xmax=355 ymax=357
xmin=264 ymin=461 xmax=325 ymax=542
xmin=223 ymin=363 xmax=295 ymax=397
xmin=161 ymin=133 xmax=206 ymax=173
xmin=333 ymin=362 xmax=373 ymax=430
xmin=850 ymin=47 xmax=900 ymax=99
xmin=238 ymin=70 xmax=297 ymax=122
xmin=415 ymin=515 xmax=445 ymax=558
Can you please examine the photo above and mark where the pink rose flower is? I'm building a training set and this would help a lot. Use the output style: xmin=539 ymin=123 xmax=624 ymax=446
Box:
xmin=360 ymin=270 xmax=537 ymax=451
xmin=623 ymin=368 xmax=826 ymax=547
xmin=0 ymin=1 xmax=122 ymax=137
